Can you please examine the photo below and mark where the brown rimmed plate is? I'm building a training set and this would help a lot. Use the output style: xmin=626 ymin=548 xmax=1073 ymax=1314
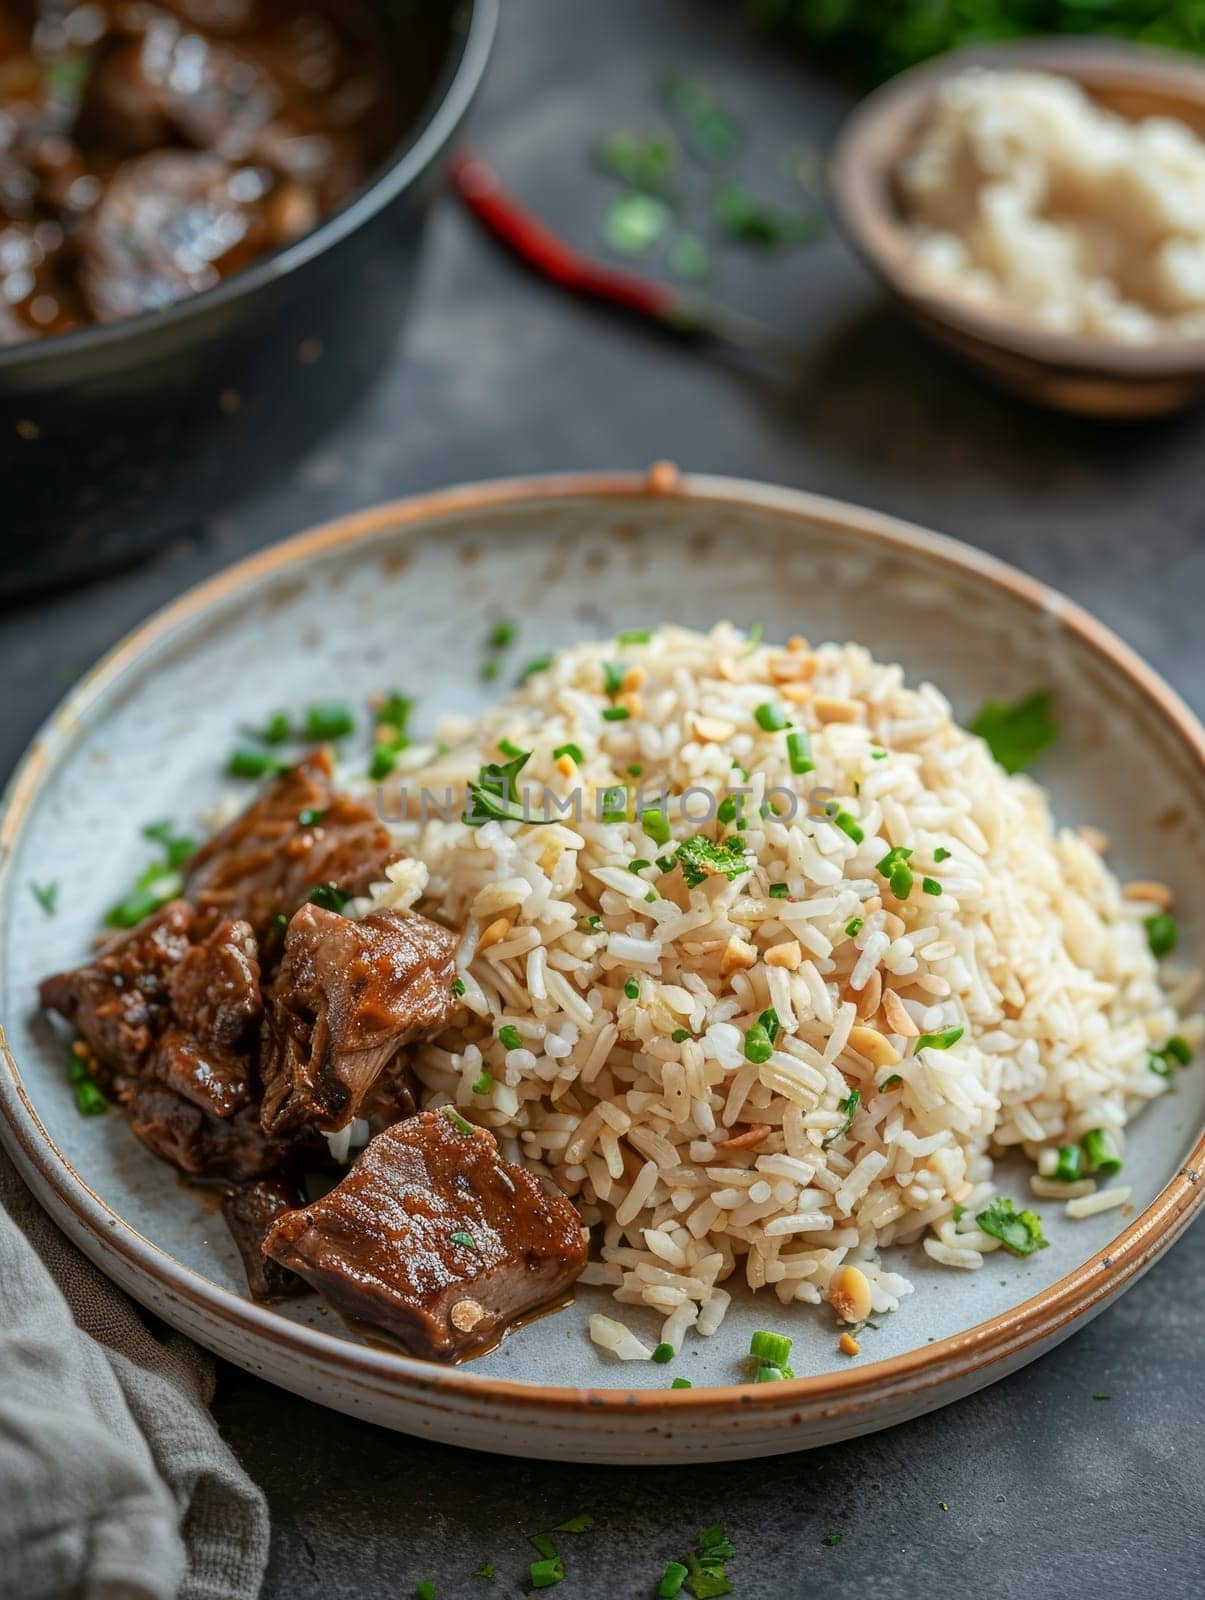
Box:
xmin=1 ymin=469 xmax=1201 ymax=1462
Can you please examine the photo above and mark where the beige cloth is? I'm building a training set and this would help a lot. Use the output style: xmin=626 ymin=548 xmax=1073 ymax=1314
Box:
xmin=0 ymin=1145 xmax=269 ymax=1600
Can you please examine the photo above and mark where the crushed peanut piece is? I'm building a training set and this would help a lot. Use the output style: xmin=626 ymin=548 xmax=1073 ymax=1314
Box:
xmin=693 ymin=714 xmax=736 ymax=743
xmin=555 ymin=754 xmax=576 ymax=779
xmin=882 ymin=989 xmax=920 ymax=1038
xmin=715 ymin=1124 xmax=772 ymax=1151
xmin=839 ymin=1332 xmax=861 ymax=1356
xmin=478 ymin=917 xmax=513 ymax=952
xmin=765 ymin=940 xmax=803 ymax=970
xmin=848 ymin=1024 xmax=901 ymax=1070
xmin=1123 ymin=879 xmax=1174 ymax=910
xmin=812 ymin=695 xmax=861 ymax=724
xmin=720 ymin=936 xmax=758 ymax=976
xmin=828 ymin=1264 xmax=872 ymax=1324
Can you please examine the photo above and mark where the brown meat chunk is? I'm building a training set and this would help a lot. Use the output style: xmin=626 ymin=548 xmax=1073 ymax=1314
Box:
xmin=128 ymin=1081 xmax=303 ymax=1181
xmin=167 ymin=918 xmax=261 ymax=1049
xmin=221 ymin=1177 xmax=308 ymax=1301
xmin=259 ymin=904 xmax=458 ymax=1136
xmin=183 ymin=750 xmax=400 ymax=943
xmin=38 ymin=900 xmax=194 ymax=1078
xmin=263 ymin=1111 xmax=588 ymax=1360
xmin=147 ymin=1028 xmax=252 ymax=1119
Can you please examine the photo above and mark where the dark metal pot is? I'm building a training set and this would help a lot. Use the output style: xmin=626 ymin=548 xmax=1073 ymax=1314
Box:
xmin=0 ymin=0 xmax=496 ymax=600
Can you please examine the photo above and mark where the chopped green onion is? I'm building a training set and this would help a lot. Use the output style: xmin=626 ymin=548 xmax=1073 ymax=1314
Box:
xmin=952 ymin=1203 xmax=966 ymax=1221
xmin=74 ymin=1078 xmax=108 ymax=1116
xmin=1144 ymin=913 xmax=1178 ymax=959
xmin=878 ymin=1073 xmax=902 ymax=1092
xmin=472 ymin=1564 xmax=494 ymax=1580
xmin=671 ymin=1029 xmax=690 ymax=1043
xmin=844 ymin=917 xmax=863 ymax=937
xmin=754 ymin=701 xmax=789 ymax=732
xmin=450 ymin=1230 xmax=478 ymax=1252
xmin=602 ymin=661 xmax=627 ymax=697
xmin=786 ymin=730 xmax=814 ymax=774
xmin=675 ymin=835 xmax=751 ymax=887
xmin=922 ymin=877 xmax=942 ymax=896
xmin=602 ymin=706 xmax=630 ymax=722
xmin=624 ymin=979 xmax=640 ymax=1000
xmin=876 ymin=844 xmax=913 ymax=898
xmin=915 ymin=1026 xmax=963 ymax=1053
xmin=30 ymin=881 xmax=58 ymax=915
xmin=307 ymin=883 xmax=347 ymax=913
xmin=604 ymin=190 xmax=672 ymax=255
xmin=716 ymin=795 xmax=741 ymax=827
xmin=1149 ymin=1035 xmax=1193 ymax=1077
xmin=655 ymin=855 xmax=676 ymax=873
xmin=298 ymin=808 xmax=323 ymax=827
xmin=824 ymin=1533 xmax=843 ymax=1546
xmin=376 ymin=693 xmax=413 ymax=735
xmin=303 ymin=702 xmax=354 ymax=741
xmin=227 ymin=747 xmax=289 ymax=780
xmin=969 ymin=689 xmax=1057 ymax=774
xmin=141 ymin=821 xmax=198 ymax=868
xmin=529 ymin=1556 xmax=564 ymax=1589
xmin=368 ymin=747 xmax=398 ymax=780
xmin=498 ymin=738 xmax=525 ymax=760
xmin=105 ymin=864 xmax=185 ymax=928
xmin=830 ymin=809 xmax=864 ymax=845
xmin=518 ymin=655 xmax=552 ymax=683
xmin=934 ymin=846 xmax=952 ymax=862
xmin=758 ymin=1008 xmax=780 ymax=1041
xmin=597 ymin=129 xmax=677 ymax=191
xmin=249 ymin=709 xmax=291 ymax=744
xmin=870 ymin=749 xmax=887 ymax=760
xmin=463 ymin=750 xmax=537 ymax=827
xmin=627 ymin=763 xmax=644 ymax=778
xmin=671 ymin=1377 xmax=692 ymax=1389
xmin=768 ymin=882 xmax=789 ymax=899
xmin=660 ymin=1560 xmax=690 ymax=1597
xmin=269 ymin=912 xmax=289 ymax=938
xmin=451 ymin=977 xmax=466 ymax=997
xmin=498 ymin=1024 xmax=522 ymax=1051
xmin=442 ymin=1107 xmax=475 ymax=1136
xmin=645 ymin=889 xmax=657 ymax=903
xmin=755 ymin=1364 xmax=784 ymax=1382
xmin=618 ymin=628 xmax=653 ymax=645
xmin=652 ymin=1342 xmax=675 ymax=1364
xmin=743 ymin=1024 xmax=774 ymax=1064
xmin=553 ymin=742 xmax=584 ymax=765
xmin=641 ymin=808 xmax=671 ymax=846
xmin=1054 ymin=1144 xmax=1083 ymax=1183
xmin=488 ymin=620 xmax=515 ymax=649
xmin=414 ymin=1583 xmax=435 ymax=1600
xmin=552 ymin=1515 xmax=595 ymax=1533
xmin=629 ymin=859 xmax=652 ymax=874
xmin=975 ymin=1197 xmax=1048 ymax=1257
xmin=749 ymin=1329 xmax=792 ymax=1365
xmin=471 ymin=1072 xmax=493 ymax=1096
xmin=481 ymin=660 xmax=500 ymax=682
xmin=822 ymin=1088 xmax=860 ymax=1148
xmin=1081 ymin=1128 xmax=1122 ymax=1176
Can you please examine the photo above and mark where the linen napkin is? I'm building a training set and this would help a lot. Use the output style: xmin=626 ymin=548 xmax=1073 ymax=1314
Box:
xmin=0 ymin=1141 xmax=269 ymax=1600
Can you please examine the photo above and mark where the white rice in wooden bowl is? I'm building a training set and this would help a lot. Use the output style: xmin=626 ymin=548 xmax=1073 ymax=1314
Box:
xmin=361 ymin=623 xmax=1199 ymax=1355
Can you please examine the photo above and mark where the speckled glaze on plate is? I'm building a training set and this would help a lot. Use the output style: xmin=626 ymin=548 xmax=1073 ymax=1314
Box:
xmin=2 ymin=470 xmax=1202 ymax=1463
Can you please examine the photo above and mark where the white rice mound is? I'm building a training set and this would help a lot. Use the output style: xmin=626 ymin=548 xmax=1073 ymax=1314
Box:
xmin=366 ymin=624 xmax=1198 ymax=1350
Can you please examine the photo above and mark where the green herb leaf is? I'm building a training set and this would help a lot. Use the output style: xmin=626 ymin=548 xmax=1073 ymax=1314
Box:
xmin=671 ymin=1028 xmax=691 ymax=1043
xmin=518 ymin=655 xmax=552 ymax=684
xmin=671 ymin=1377 xmax=692 ymax=1389
xmin=976 ymin=1197 xmax=1048 ymax=1257
xmin=659 ymin=70 xmax=744 ymax=164
xmin=969 ymin=690 xmax=1057 ymax=775
xmin=602 ymin=705 xmax=631 ymax=722
xmin=660 ymin=1560 xmax=690 ymax=1598
xmin=451 ymin=977 xmax=466 ymax=997
xmin=30 ymin=881 xmax=58 ymax=915
xmin=227 ymin=747 xmax=290 ymax=780
xmin=450 ymin=1230 xmax=478 ymax=1252
xmin=652 ymin=1341 xmax=675 ymax=1364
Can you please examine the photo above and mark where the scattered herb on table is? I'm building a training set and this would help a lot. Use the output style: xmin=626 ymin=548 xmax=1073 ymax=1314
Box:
xmin=969 ymin=689 xmax=1057 ymax=774
xmin=30 ymin=881 xmax=58 ymax=915
xmin=658 ymin=70 xmax=744 ymax=164
xmin=552 ymin=1514 xmax=595 ymax=1534
xmin=712 ymin=179 xmax=823 ymax=248
xmin=1092 ymin=1393 xmax=1111 ymax=1402
xmin=472 ymin=1562 xmax=495 ymax=1578
xmin=976 ymin=1197 xmax=1048 ymax=1257
xmin=824 ymin=1532 xmax=843 ymax=1546
xmin=487 ymin=620 xmax=515 ymax=650
xmin=596 ymin=129 xmax=678 ymax=191
xmin=604 ymin=191 xmax=673 ymax=254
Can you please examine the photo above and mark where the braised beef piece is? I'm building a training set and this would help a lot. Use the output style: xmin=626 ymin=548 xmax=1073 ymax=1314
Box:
xmin=221 ymin=1177 xmax=308 ymax=1300
xmin=38 ymin=899 xmax=194 ymax=1080
xmin=259 ymin=903 xmax=458 ymax=1136
xmin=129 ymin=1082 xmax=307 ymax=1182
xmin=183 ymin=750 xmax=399 ymax=944
xmin=148 ymin=1028 xmax=252 ymax=1119
xmin=263 ymin=1111 xmax=588 ymax=1360
xmin=167 ymin=917 xmax=261 ymax=1049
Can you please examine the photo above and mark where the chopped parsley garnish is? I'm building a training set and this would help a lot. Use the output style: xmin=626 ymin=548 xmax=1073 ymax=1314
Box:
xmin=227 ymin=747 xmax=289 ymax=780
xmin=463 ymin=750 xmax=540 ymax=827
xmin=671 ymin=1377 xmax=692 ymax=1389
xmin=975 ymin=1197 xmax=1048 ymax=1257
xmin=377 ymin=693 xmax=413 ymax=737
xmin=471 ymin=1071 xmax=493 ymax=1096
xmin=671 ymin=1029 xmax=691 ymax=1043
xmin=498 ymin=1024 xmax=522 ymax=1051
xmin=307 ymin=884 xmax=348 ymax=913
xmin=618 ymin=628 xmax=653 ymax=645
xmin=844 ymin=917 xmax=863 ymax=937
xmin=914 ymin=1026 xmax=963 ymax=1052
xmin=302 ymin=702 xmax=354 ymax=741
xmin=451 ymin=977 xmax=466 ymax=997
xmin=488 ymin=620 xmax=515 ymax=649
xmin=450 ymin=1230 xmax=479 ymax=1252
xmin=30 ymin=881 xmax=58 ymax=915
xmin=1149 ymin=1035 xmax=1192 ymax=1078
xmin=969 ymin=689 xmax=1057 ymax=774
xmin=786 ymin=729 xmax=814 ymax=774
xmin=652 ymin=1341 xmax=675 ymax=1364
xmin=675 ymin=834 xmax=751 ymax=888
xmin=602 ymin=661 xmax=627 ymax=697
xmin=641 ymin=808 xmax=671 ymax=846
xmin=1054 ymin=1144 xmax=1083 ymax=1183
xmin=754 ymin=701 xmax=789 ymax=732
xmin=675 ymin=1523 xmax=735 ymax=1599
xmin=768 ymin=882 xmax=789 ymax=898
xmin=141 ymin=821 xmax=198 ymax=868
xmin=876 ymin=845 xmax=913 ymax=899
xmin=1081 ymin=1128 xmax=1122 ymax=1176
xmin=922 ymin=877 xmax=942 ymax=896
xmin=624 ymin=978 xmax=640 ymax=1000
xmin=602 ymin=706 xmax=631 ymax=722
xmin=1144 ymin=913 xmax=1178 ymax=959
xmin=743 ymin=1024 xmax=774 ymax=1064
xmin=830 ymin=809 xmax=864 ymax=845
xmin=934 ymin=846 xmax=952 ymax=862
xmin=554 ymin=743 xmax=584 ymax=765
xmin=822 ymin=1089 xmax=860 ymax=1148
xmin=530 ymin=1535 xmax=557 ymax=1561
xmin=749 ymin=1329 xmax=792 ymax=1365
xmin=518 ymin=654 xmax=552 ymax=683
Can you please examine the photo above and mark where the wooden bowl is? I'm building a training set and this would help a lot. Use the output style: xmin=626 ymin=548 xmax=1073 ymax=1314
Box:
xmin=831 ymin=38 xmax=1205 ymax=418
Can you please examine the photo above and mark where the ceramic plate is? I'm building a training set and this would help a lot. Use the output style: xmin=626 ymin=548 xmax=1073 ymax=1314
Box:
xmin=2 ymin=470 xmax=1202 ymax=1463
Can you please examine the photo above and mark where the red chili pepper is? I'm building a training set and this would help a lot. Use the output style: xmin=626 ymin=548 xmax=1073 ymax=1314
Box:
xmin=450 ymin=148 xmax=789 ymax=366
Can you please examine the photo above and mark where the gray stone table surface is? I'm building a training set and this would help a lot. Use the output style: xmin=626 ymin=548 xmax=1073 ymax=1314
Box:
xmin=3 ymin=1 xmax=1204 ymax=1595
